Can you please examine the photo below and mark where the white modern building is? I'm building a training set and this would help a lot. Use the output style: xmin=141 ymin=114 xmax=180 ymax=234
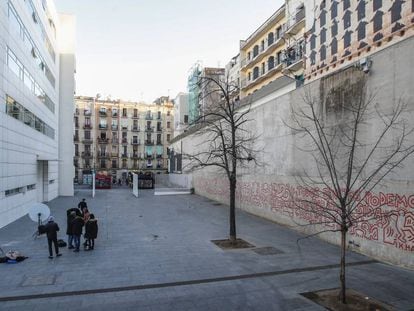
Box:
xmin=173 ymin=92 xmax=189 ymax=137
xmin=0 ymin=0 xmax=76 ymax=228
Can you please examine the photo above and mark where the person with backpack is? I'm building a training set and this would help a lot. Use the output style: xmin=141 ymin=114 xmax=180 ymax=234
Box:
xmin=44 ymin=216 xmax=62 ymax=259
xmin=85 ymin=214 xmax=98 ymax=250
xmin=71 ymin=214 xmax=84 ymax=252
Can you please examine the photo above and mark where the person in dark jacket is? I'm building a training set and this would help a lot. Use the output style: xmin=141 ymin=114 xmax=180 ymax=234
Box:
xmin=71 ymin=215 xmax=84 ymax=252
xmin=44 ymin=216 xmax=62 ymax=259
xmin=77 ymin=198 xmax=87 ymax=214
xmin=85 ymin=214 xmax=98 ymax=250
xmin=66 ymin=210 xmax=77 ymax=249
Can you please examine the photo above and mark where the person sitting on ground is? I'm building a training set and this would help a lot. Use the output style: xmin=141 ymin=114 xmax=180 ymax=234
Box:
xmin=71 ymin=214 xmax=84 ymax=252
xmin=44 ymin=216 xmax=62 ymax=259
xmin=85 ymin=214 xmax=98 ymax=250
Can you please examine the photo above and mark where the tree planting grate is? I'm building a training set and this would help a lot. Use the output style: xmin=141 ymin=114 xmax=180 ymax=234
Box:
xmin=252 ymin=247 xmax=284 ymax=255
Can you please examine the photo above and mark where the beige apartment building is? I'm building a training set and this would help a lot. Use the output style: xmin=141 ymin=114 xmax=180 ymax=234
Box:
xmin=240 ymin=5 xmax=287 ymax=98
xmin=74 ymin=96 xmax=174 ymax=184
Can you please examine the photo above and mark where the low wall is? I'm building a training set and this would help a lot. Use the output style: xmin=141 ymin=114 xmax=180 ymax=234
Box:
xmin=193 ymin=174 xmax=414 ymax=268
xmin=155 ymin=173 xmax=192 ymax=189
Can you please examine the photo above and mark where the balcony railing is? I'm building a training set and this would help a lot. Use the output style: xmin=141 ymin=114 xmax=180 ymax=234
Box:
xmin=121 ymin=153 xmax=128 ymax=158
xmin=156 ymin=127 xmax=163 ymax=132
xmin=131 ymin=139 xmax=141 ymax=145
xmin=285 ymin=8 xmax=305 ymax=35
xmin=145 ymin=127 xmax=154 ymax=132
xmin=82 ymin=138 xmax=93 ymax=144
xmin=83 ymin=124 xmax=92 ymax=129
xmin=97 ymin=153 xmax=110 ymax=158
xmin=121 ymin=126 xmax=128 ymax=130
xmin=130 ymin=153 xmax=140 ymax=159
xmin=145 ymin=140 xmax=154 ymax=146
xmin=111 ymin=112 xmax=118 ymax=117
xmin=145 ymin=115 xmax=153 ymax=120
xmin=98 ymin=138 xmax=109 ymax=144
xmin=74 ymin=136 xmax=79 ymax=142
xmin=99 ymin=125 xmax=107 ymax=130
xmin=121 ymin=138 xmax=128 ymax=144
xmin=111 ymin=153 xmax=118 ymax=157
xmin=99 ymin=111 xmax=107 ymax=116
xmin=112 ymin=139 xmax=119 ymax=144
xmin=111 ymin=125 xmax=119 ymax=130
xmin=156 ymin=154 xmax=163 ymax=159
xmin=156 ymin=141 xmax=163 ymax=145
xmin=132 ymin=126 xmax=140 ymax=132
xmin=241 ymin=30 xmax=286 ymax=69
xmin=132 ymin=114 xmax=139 ymax=119
xmin=241 ymin=61 xmax=283 ymax=90
xmin=81 ymin=152 xmax=93 ymax=158
xmin=84 ymin=110 xmax=91 ymax=116
xmin=283 ymin=41 xmax=304 ymax=67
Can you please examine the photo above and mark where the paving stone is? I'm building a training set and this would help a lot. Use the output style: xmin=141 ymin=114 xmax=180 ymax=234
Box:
xmin=0 ymin=187 xmax=413 ymax=310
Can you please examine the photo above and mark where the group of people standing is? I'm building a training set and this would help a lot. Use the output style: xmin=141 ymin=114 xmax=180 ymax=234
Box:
xmin=67 ymin=198 xmax=98 ymax=252
xmin=42 ymin=198 xmax=98 ymax=258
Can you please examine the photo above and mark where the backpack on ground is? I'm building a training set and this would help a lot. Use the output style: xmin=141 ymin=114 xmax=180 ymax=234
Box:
xmin=38 ymin=225 xmax=46 ymax=234
xmin=57 ymin=239 xmax=67 ymax=247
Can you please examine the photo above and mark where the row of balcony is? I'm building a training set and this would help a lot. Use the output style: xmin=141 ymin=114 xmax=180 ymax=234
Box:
xmin=76 ymin=124 xmax=167 ymax=131
xmin=240 ymin=7 xmax=305 ymax=70
xmin=75 ymin=136 xmax=164 ymax=145
xmin=91 ymin=164 xmax=165 ymax=170
xmin=76 ymin=108 xmax=172 ymax=118
xmin=76 ymin=152 xmax=163 ymax=159
xmin=241 ymin=42 xmax=304 ymax=90
xmin=241 ymin=34 xmax=285 ymax=69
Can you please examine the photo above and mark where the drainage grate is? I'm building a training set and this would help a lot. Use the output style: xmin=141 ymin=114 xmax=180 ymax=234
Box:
xmin=21 ymin=275 xmax=56 ymax=287
xmin=252 ymin=247 xmax=284 ymax=255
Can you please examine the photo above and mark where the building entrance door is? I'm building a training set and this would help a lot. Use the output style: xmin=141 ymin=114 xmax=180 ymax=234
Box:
xmin=37 ymin=161 xmax=48 ymax=202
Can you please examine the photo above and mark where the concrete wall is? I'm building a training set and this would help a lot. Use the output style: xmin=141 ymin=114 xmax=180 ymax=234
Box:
xmin=170 ymin=36 xmax=414 ymax=268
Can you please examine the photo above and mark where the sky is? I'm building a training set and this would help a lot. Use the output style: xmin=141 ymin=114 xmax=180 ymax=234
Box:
xmin=55 ymin=0 xmax=284 ymax=103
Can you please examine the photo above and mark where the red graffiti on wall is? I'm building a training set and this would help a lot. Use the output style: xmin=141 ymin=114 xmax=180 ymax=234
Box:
xmin=195 ymin=177 xmax=414 ymax=252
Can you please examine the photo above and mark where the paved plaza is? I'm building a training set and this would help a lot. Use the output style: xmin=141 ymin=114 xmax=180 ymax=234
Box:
xmin=0 ymin=187 xmax=413 ymax=311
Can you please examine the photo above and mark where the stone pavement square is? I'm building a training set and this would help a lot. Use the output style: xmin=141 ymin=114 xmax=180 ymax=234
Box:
xmin=0 ymin=187 xmax=413 ymax=310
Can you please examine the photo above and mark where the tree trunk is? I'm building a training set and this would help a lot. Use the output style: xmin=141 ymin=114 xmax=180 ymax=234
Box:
xmin=229 ymin=176 xmax=237 ymax=242
xmin=339 ymin=227 xmax=347 ymax=304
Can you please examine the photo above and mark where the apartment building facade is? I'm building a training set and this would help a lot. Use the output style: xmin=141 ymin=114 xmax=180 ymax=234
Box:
xmin=304 ymin=0 xmax=414 ymax=81
xmin=0 ymin=0 xmax=75 ymax=228
xmin=74 ymin=97 xmax=174 ymax=184
xmin=239 ymin=5 xmax=290 ymax=98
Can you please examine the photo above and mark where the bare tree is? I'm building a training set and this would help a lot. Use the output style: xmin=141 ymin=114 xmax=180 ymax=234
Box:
xmin=288 ymin=72 xmax=414 ymax=304
xmin=185 ymin=74 xmax=259 ymax=243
